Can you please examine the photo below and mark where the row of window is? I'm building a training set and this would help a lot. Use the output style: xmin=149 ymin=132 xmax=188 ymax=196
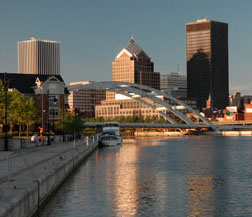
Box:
xmin=96 ymin=109 xmax=157 ymax=116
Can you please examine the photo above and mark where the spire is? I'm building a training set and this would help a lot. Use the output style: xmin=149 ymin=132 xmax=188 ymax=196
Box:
xmin=130 ymin=34 xmax=136 ymax=44
xmin=206 ymin=92 xmax=212 ymax=109
xmin=207 ymin=93 xmax=212 ymax=101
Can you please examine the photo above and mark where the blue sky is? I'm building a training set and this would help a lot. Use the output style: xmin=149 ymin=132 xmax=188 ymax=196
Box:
xmin=0 ymin=0 xmax=251 ymax=94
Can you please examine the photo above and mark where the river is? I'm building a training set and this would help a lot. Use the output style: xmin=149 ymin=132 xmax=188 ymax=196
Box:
xmin=40 ymin=136 xmax=252 ymax=217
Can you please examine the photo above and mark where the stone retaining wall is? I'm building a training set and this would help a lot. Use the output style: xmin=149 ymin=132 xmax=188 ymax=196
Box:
xmin=0 ymin=141 xmax=98 ymax=217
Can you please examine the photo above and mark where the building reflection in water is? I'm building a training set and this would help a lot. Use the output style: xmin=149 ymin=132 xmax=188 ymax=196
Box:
xmin=112 ymin=144 xmax=139 ymax=216
xmin=188 ymin=175 xmax=215 ymax=217
xmin=112 ymin=139 xmax=187 ymax=216
xmin=186 ymin=137 xmax=216 ymax=217
xmin=111 ymin=140 xmax=169 ymax=216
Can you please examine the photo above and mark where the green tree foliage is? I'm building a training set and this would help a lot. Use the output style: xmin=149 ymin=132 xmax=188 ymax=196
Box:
xmin=0 ymin=80 xmax=5 ymax=124
xmin=55 ymin=109 xmax=84 ymax=135
xmin=0 ymin=81 xmax=39 ymax=136
xmin=22 ymin=97 xmax=39 ymax=136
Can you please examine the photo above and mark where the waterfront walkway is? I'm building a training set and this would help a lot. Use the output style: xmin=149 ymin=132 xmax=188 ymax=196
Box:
xmin=0 ymin=139 xmax=87 ymax=184
xmin=0 ymin=137 xmax=98 ymax=217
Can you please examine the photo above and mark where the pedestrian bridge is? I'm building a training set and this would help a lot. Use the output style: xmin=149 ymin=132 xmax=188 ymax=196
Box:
xmin=83 ymin=122 xmax=211 ymax=129
xmin=83 ymin=122 xmax=252 ymax=131
xmin=67 ymin=81 xmax=247 ymax=132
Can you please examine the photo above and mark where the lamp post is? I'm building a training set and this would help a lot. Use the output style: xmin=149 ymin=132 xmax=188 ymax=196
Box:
xmin=38 ymin=85 xmax=44 ymax=134
xmin=63 ymin=104 xmax=66 ymax=142
xmin=41 ymin=87 xmax=44 ymax=133
xmin=63 ymin=105 xmax=65 ymax=142
xmin=52 ymin=97 xmax=57 ymax=134
xmin=3 ymin=72 xmax=9 ymax=151
xmin=52 ymin=108 xmax=55 ymax=133
xmin=62 ymin=104 xmax=69 ymax=142
xmin=47 ymin=90 xmax=51 ymax=146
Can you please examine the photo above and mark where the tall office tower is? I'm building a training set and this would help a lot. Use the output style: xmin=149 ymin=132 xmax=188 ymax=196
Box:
xmin=107 ymin=37 xmax=160 ymax=99
xmin=186 ymin=19 xmax=229 ymax=109
xmin=160 ymin=72 xmax=187 ymax=98
xmin=18 ymin=37 xmax=60 ymax=75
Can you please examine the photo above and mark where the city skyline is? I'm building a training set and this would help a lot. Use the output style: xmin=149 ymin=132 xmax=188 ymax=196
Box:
xmin=0 ymin=0 xmax=251 ymax=94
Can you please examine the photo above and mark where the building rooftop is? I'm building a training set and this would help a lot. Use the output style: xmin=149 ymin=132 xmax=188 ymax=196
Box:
xmin=116 ymin=36 xmax=149 ymax=58
xmin=0 ymin=73 xmax=68 ymax=94
xmin=18 ymin=37 xmax=60 ymax=43
xmin=186 ymin=19 xmax=228 ymax=25
xmin=70 ymin=81 xmax=95 ymax=86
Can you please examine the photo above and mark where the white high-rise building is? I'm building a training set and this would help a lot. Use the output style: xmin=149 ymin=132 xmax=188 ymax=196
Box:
xmin=18 ymin=37 xmax=60 ymax=75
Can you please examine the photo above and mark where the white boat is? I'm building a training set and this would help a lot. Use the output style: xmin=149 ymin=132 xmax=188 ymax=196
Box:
xmin=98 ymin=122 xmax=122 ymax=147
xmin=99 ymin=135 xmax=122 ymax=147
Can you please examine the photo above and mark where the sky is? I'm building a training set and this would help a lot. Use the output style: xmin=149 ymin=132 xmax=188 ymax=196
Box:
xmin=0 ymin=0 xmax=251 ymax=94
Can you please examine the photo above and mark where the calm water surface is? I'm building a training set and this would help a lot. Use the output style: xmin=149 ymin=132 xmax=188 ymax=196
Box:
xmin=41 ymin=136 xmax=252 ymax=217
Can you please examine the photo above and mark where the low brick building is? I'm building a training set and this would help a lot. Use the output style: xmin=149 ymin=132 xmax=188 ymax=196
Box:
xmin=244 ymin=102 xmax=252 ymax=120
xmin=0 ymin=73 xmax=69 ymax=132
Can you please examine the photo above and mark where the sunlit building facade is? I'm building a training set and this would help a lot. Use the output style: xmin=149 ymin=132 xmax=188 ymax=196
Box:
xmin=95 ymin=98 xmax=163 ymax=119
xmin=68 ymin=81 xmax=106 ymax=118
xmin=95 ymin=96 xmax=197 ymax=119
xmin=107 ymin=37 xmax=160 ymax=100
xmin=186 ymin=19 xmax=229 ymax=109
xmin=18 ymin=37 xmax=60 ymax=75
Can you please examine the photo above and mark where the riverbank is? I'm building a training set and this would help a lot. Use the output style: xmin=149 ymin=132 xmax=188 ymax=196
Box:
xmin=0 ymin=136 xmax=98 ymax=217
xmin=125 ymin=130 xmax=252 ymax=137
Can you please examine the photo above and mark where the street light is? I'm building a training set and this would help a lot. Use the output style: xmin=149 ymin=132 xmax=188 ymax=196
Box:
xmin=62 ymin=104 xmax=69 ymax=142
xmin=3 ymin=72 xmax=10 ymax=151
xmin=38 ymin=84 xmax=44 ymax=134
xmin=47 ymin=93 xmax=57 ymax=146
xmin=52 ymin=97 xmax=57 ymax=134
xmin=47 ymin=90 xmax=51 ymax=146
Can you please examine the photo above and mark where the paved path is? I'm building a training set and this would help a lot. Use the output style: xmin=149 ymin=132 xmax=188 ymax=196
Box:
xmin=0 ymin=138 xmax=91 ymax=186
xmin=0 ymin=136 xmax=98 ymax=217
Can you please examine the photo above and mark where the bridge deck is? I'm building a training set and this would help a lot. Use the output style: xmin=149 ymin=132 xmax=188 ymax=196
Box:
xmin=84 ymin=122 xmax=252 ymax=131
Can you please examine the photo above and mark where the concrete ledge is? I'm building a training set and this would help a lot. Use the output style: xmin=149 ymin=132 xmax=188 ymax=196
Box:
xmin=0 ymin=135 xmax=75 ymax=151
xmin=0 ymin=141 xmax=98 ymax=217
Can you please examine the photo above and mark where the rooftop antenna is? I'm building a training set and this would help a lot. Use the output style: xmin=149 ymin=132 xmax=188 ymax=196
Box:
xmin=177 ymin=64 xmax=179 ymax=73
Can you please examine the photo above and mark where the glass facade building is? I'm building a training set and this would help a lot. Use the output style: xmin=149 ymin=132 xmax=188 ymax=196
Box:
xmin=186 ymin=19 xmax=229 ymax=109
xmin=160 ymin=72 xmax=187 ymax=98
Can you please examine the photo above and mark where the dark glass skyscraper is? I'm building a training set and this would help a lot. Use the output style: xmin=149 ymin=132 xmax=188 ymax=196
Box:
xmin=186 ymin=19 xmax=229 ymax=109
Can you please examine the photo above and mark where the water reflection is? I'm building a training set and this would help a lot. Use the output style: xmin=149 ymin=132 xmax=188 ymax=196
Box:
xmin=188 ymin=175 xmax=215 ymax=216
xmin=40 ymin=136 xmax=252 ymax=217
xmin=113 ymin=145 xmax=138 ymax=216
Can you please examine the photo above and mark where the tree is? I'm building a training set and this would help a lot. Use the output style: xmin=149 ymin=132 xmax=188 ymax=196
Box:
xmin=8 ymin=90 xmax=22 ymax=133
xmin=0 ymin=80 xmax=5 ymax=125
xmin=22 ymin=97 xmax=39 ymax=136
xmin=55 ymin=109 xmax=84 ymax=136
xmin=0 ymin=81 xmax=39 ymax=136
